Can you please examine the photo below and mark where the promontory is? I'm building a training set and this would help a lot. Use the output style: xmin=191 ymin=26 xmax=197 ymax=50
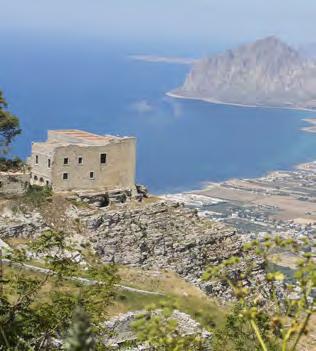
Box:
xmin=168 ymin=36 xmax=316 ymax=110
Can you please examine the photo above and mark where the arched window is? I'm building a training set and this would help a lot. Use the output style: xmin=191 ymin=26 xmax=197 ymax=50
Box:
xmin=34 ymin=175 xmax=38 ymax=181
xmin=39 ymin=177 xmax=44 ymax=183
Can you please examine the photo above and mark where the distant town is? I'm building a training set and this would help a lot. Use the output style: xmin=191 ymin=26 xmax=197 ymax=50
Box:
xmin=163 ymin=160 xmax=316 ymax=246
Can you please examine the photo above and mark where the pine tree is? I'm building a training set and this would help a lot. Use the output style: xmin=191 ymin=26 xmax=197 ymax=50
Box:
xmin=0 ymin=90 xmax=20 ymax=154
xmin=63 ymin=306 xmax=96 ymax=351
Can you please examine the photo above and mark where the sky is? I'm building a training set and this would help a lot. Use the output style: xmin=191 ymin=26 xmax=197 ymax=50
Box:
xmin=0 ymin=1 xmax=315 ymax=51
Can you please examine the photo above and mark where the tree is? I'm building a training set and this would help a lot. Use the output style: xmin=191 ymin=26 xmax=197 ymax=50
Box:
xmin=63 ymin=306 xmax=96 ymax=351
xmin=0 ymin=230 xmax=119 ymax=350
xmin=0 ymin=90 xmax=21 ymax=154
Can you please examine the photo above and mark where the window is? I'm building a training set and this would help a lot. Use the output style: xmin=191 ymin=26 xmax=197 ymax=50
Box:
xmin=39 ymin=177 xmax=44 ymax=183
xmin=34 ymin=175 xmax=38 ymax=181
xmin=64 ymin=157 xmax=69 ymax=165
xmin=100 ymin=153 xmax=107 ymax=164
xmin=89 ymin=171 xmax=94 ymax=179
xmin=63 ymin=173 xmax=68 ymax=180
xmin=46 ymin=180 xmax=49 ymax=186
xmin=35 ymin=155 xmax=39 ymax=164
xmin=78 ymin=157 xmax=83 ymax=165
xmin=48 ymin=159 xmax=51 ymax=168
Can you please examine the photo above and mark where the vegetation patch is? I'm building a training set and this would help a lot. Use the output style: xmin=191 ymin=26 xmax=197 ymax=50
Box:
xmin=0 ymin=157 xmax=25 ymax=172
xmin=20 ymin=184 xmax=52 ymax=207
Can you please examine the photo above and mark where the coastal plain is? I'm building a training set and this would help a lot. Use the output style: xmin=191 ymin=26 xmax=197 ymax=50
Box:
xmin=165 ymin=161 xmax=316 ymax=238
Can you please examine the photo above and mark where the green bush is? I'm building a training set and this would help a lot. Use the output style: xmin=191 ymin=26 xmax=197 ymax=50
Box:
xmin=0 ymin=156 xmax=25 ymax=172
xmin=22 ymin=184 xmax=52 ymax=206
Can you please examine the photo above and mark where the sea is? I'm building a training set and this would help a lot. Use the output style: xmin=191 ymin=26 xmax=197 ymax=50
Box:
xmin=1 ymin=34 xmax=316 ymax=194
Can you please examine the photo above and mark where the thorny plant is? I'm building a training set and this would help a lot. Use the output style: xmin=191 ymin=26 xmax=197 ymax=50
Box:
xmin=203 ymin=235 xmax=316 ymax=351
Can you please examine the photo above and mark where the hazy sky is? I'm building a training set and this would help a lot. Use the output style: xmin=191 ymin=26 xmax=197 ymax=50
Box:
xmin=0 ymin=0 xmax=315 ymax=47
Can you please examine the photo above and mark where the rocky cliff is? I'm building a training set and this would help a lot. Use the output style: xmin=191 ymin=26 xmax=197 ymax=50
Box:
xmin=170 ymin=36 xmax=316 ymax=110
xmin=0 ymin=197 xmax=265 ymax=300
xmin=84 ymin=201 xmax=265 ymax=299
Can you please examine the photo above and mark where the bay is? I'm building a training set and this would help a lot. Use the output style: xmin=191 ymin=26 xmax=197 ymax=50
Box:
xmin=1 ymin=35 xmax=316 ymax=193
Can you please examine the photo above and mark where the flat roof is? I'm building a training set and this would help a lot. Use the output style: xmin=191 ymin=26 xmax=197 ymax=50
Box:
xmin=49 ymin=129 xmax=121 ymax=143
xmin=31 ymin=130 xmax=135 ymax=154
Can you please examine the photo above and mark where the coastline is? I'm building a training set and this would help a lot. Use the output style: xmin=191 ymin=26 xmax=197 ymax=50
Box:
xmin=301 ymin=118 xmax=316 ymax=133
xmin=163 ymin=159 xmax=316 ymax=197
xmin=162 ymin=93 xmax=316 ymax=197
xmin=166 ymin=91 xmax=316 ymax=113
xmin=161 ymin=159 xmax=316 ymax=226
xmin=129 ymin=55 xmax=198 ymax=65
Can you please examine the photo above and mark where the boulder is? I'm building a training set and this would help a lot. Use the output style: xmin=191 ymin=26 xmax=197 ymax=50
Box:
xmin=103 ymin=309 xmax=212 ymax=350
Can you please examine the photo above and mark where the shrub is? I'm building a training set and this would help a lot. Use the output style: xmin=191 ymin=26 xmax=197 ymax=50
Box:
xmin=22 ymin=184 xmax=52 ymax=206
xmin=0 ymin=157 xmax=25 ymax=172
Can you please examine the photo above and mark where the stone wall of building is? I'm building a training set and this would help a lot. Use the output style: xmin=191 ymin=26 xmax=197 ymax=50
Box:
xmin=30 ymin=137 xmax=136 ymax=193
xmin=29 ymin=143 xmax=53 ymax=187
xmin=0 ymin=172 xmax=30 ymax=195
xmin=51 ymin=138 xmax=136 ymax=192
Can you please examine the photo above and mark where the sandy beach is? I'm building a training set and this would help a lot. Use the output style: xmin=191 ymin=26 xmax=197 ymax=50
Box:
xmin=301 ymin=118 xmax=316 ymax=133
xmin=166 ymin=91 xmax=316 ymax=112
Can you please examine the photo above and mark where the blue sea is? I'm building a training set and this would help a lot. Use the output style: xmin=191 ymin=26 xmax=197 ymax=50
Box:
xmin=1 ymin=34 xmax=316 ymax=193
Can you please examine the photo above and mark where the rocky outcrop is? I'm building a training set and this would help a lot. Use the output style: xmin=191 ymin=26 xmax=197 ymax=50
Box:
xmin=0 ymin=171 xmax=30 ymax=195
xmin=103 ymin=309 xmax=212 ymax=350
xmin=0 ymin=195 xmax=266 ymax=300
xmin=0 ymin=209 xmax=48 ymax=238
xmin=170 ymin=36 xmax=316 ymax=110
xmin=83 ymin=201 xmax=265 ymax=299
xmin=66 ymin=185 xmax=148 ymax=208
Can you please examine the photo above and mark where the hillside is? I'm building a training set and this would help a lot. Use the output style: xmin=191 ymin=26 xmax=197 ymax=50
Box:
xmin=169 ymin=36 xmax=316 ymax=110
xmin=0 ymin=193 xmax=265 ymax=301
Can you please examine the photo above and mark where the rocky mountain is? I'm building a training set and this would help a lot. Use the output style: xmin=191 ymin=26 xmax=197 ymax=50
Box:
xmin=84 ymin=201 xmax=266 ymax=300
xmin=0 ymin=197 xmax=266 ymax=301
xmin=169 ymin=36 xmax=316 ymax=110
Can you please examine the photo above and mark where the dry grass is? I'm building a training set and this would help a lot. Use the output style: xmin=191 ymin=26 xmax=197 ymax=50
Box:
xmin=300 ymin=315 xmax=316 ymax=351
xmin=3 ymin=264 xmax=80 ymax=304
xmin=269 ymin=252 xmax=300 ymax=270
xmin=113 ymin=266 xmax=228 ymax=328
xmin=3 ymin=261 xmax=227 ymax=329
xmin=5 ymin=237 xmax=31 ymax=248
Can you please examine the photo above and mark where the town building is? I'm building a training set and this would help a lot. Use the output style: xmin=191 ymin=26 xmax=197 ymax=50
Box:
xmin=29 ymin=130 xmax=136 ymax=193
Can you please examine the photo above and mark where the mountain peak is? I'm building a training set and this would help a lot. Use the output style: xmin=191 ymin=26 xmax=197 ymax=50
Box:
xmin=256 ymin=36 xmax=285 ymax=45
xmin=170 ymin=37 xmax=316 ymax=110
xmin=255 ymin=35 xmax=293 ymax=48
xmin=242 ymin=36 xmax=301 ymax=67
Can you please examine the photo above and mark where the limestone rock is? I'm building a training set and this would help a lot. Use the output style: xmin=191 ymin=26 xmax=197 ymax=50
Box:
xmin=83 ymin=201 xmax=266 ymax=299
xmin=0 ymin=171 xmax=30 ymax=195
xmin=0 ymin=209 xmax=48 ymax=238
xmin=171 ymin=36 xmax=316 ymax=110
xmin=103 ymin=309 xmax=212 ymax=350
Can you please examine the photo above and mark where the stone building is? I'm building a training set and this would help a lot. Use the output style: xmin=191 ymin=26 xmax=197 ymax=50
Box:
xmin=29 ymin=130 xmax=136 ymax=193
